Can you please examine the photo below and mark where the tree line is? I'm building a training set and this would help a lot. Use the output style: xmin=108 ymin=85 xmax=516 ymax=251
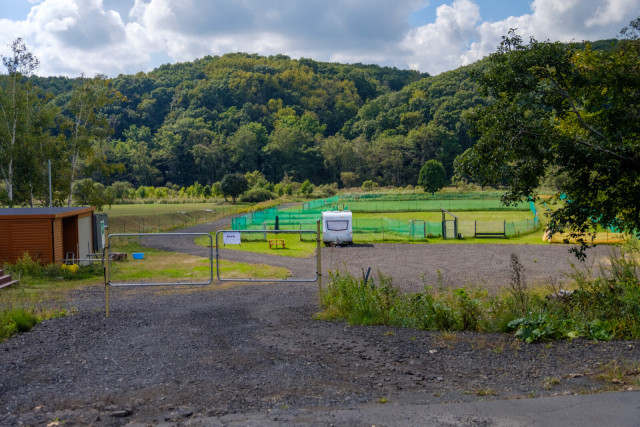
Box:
xmin=2 ymin=47 xmax=484 ymax=207
xmin=2 ymin=19 xmax=638 ymax=243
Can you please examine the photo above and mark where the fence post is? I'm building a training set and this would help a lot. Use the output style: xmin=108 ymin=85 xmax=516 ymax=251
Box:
xmin=104 ymin=225 xmax=110 ymax=318
xmin=317 ymin=220 xmax=322 ymax=306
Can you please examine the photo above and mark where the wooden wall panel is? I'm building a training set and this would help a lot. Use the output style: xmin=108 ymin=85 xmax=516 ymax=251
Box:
xmin=53 ymin=218 xmax=63 ymax=263
xmin=0 ymin=219 xmax=53 ymax=264
xmin=0 ymin=221 xmax=10 ymax=261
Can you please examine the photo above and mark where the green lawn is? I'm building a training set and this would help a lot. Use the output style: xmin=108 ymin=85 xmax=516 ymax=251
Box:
xmin=109 ymin=241 xmax=290 ymax=283
xmin=352 ymin=231 xmax=546 ymax=245
xmin=195 ymin=232 xmax=318 ymax=258
xmin=355 ymin=211 xmax=534 ymax=222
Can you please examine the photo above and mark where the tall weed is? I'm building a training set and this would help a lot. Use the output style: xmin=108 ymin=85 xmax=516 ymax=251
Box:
xmin=319 ymin=239 xmax=640 ymax=343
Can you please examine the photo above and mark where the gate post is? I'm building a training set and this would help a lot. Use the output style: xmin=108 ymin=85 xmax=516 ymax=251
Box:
xmin=317 ymin=220 xmax=322 ymax=306
xmin=104 ymin=225 xmax=110 ymax=318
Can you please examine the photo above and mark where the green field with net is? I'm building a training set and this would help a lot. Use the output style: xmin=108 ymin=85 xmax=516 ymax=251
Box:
xmin=231 ymin=193 xmax=542 ymax=242
xmin=339 ymin=196 xmax=529 ymax=213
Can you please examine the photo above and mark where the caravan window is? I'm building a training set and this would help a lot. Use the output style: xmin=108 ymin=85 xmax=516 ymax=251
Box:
xmin=326 ymin=220 xmax=349 ymax=231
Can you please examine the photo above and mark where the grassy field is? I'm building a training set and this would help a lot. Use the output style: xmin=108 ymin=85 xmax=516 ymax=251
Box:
xmin=355 ymin=211 xmax=534 ymax=222
xmin=195 ymin=232 xmax=318 ymax=258
xmin=342 ymin=198 xmax=529 ymax=212
xmin=352 ymin=230 xmax=545 ymax=245
xmin=97 ymin=202 xmax=252 ymax=233
xmin=110 ymin=242 xmax=289 ymax=284
xmin=99 ymin=202 xmax=249 ymax=216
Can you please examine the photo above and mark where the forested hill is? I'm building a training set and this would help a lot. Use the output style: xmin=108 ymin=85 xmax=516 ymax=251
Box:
xmin=35 ymin=52 xmax=485 ymax=189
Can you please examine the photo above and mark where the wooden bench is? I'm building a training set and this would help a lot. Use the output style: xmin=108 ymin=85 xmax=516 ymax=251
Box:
xmin=475 ymin=232 xmax=506 ymax=239
xmin=268 ymin=239 xmax=286 ymax=249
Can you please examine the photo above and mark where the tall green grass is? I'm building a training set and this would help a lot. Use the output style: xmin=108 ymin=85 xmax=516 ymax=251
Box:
xmin=1 ymin=253 xmax=89 ymax=342
xmin=318 ymin=239 xmax=640 ymax=342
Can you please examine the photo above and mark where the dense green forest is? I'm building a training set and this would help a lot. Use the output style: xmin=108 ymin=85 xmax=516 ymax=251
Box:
xmin=1 ymin=37 xmax=626 ymax=207
xmin=3 ymin=51 xmax=488 ymax=204
xmin=87 ymin=52 xmax=482 ymax=188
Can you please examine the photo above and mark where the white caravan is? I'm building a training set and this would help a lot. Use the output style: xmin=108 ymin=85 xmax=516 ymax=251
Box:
xmin=322 ymin=211 xmax=353 ymax=245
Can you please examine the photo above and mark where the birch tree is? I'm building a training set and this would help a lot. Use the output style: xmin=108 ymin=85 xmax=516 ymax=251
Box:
xmin=0 ymin=38 xmax=39 ymax=204
xmin=62 ymin=74 xmax=114 ymax=206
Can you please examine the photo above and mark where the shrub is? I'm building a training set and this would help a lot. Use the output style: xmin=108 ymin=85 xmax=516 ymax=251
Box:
xmin=11 ymin=252 xmax=43 ymax=277
xmin=340 ymin=172 xmax=359 ymax=188
xmin=240 ymin=187 xmax=276 ymax=203
xmin=0 ymin=308 xmax=39 ymax=341
xmin=361 ymin=180 xmax=379 ymax=191
xmin=319 ymin=270 xmax=398 ymax=326
xmin=299 ymin=179 xmax=314 ymax=196
xmin=315 ymin=183 xmax=338 ymax=197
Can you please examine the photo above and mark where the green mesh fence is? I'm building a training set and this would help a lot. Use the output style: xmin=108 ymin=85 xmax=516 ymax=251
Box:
xmin=339 ymin=193 xmax=529 ymax=212
xmin=302 ymin=196 xmax=339 ymax=211
xmin=506 ymin=217 xmax=540 ymax=237
xmin=342 ymin=199 xmax=528 ymax=212
xmin=231 ymin=195 xmax=540 ymax=240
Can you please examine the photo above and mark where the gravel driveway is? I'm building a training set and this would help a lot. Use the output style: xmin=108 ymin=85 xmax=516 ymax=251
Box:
xmin=0 ymin=219 xmax=636 ymax=426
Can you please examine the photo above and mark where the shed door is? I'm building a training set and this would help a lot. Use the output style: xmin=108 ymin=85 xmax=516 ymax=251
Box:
xmin=62 ymin=216 xmax=78 ymax=259
xmin=78 ymin=215 xmax=93 ymax=262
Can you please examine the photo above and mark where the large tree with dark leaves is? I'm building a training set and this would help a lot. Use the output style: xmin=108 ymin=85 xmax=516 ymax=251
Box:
xmin=455 ymin=19 xmax=640 ymax=251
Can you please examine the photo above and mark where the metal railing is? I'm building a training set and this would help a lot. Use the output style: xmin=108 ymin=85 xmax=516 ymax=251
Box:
xmin=214 ymin=229 xmax=320 ymax=283
xmin=104 ymin=229 xmax=214 ymax=317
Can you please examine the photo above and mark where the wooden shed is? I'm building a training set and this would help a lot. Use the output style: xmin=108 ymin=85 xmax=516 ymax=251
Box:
xmin=0 ymin=207 xmax=96 ymax=265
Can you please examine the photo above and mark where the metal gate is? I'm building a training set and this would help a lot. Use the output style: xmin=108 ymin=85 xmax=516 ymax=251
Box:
xmin=103 ymin=221 xmax=323 ymax=317
xmin=410 ymin=220 xmax=426 ymax=239
xmin=104 ymin=231 xmax=214 ymax=316
xmin=215 ymin=229 xmax=320 ymax=283
xmin=441 ymin=209 xmax=459 ymax=240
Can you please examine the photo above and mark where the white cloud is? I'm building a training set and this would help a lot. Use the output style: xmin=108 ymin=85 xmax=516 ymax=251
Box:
xmin=404 ymin=0 xmax=640 ymax=75
xmin=586 ymin=0 xmax=640 ymax=27
xmin=402 ymin=0 xmax=481 ymax=73
xmin=0 ymin=0 xmax=638 ymax=77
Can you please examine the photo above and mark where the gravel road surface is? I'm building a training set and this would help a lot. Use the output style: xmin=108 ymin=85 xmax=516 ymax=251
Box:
xmin=1 ymin=218 xmax=637 ymax=426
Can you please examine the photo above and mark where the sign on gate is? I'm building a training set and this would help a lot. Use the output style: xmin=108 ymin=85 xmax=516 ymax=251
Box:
xmin=223 ymin=231 xmax=241 ymax=245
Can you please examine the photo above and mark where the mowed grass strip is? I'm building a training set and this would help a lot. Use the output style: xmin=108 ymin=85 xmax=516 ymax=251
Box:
xmin=355 ymin=211 xmax=535 ymax=222
xmin=352 ymin=210 xmax=545 ymax=244
xmin=345 ymin=198 xmax=528 ymax=212
xmin=352 ymin=232 xmax=546 ymax=244
xmin=195 ymin=232 xmax=317 ymax=258
xmin=110 ymin=243 xmax=290 ymax=283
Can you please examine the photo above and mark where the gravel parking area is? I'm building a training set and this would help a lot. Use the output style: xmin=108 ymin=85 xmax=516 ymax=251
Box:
xmin=0 ymin=220 xmax=636 ymax=426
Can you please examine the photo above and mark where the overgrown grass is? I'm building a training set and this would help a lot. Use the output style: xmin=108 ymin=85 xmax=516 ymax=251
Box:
xmin=98 ymin=202 xmax=253 ymax=233
xmin=98 ymin=197 xmax=297 ymax=234
xmin=1 ymin=253 xmax=98 ymax=341
xmin=317 ymin=239 xmax=640 ymax=342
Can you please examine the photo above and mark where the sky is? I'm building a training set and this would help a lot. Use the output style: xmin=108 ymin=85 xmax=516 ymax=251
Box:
xmin=0 ymin=0 xmax=638 ymax=77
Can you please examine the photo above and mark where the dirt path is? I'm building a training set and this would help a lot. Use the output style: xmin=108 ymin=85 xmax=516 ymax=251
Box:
xmin=0 ymin=219 xmax=634 ymax=426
